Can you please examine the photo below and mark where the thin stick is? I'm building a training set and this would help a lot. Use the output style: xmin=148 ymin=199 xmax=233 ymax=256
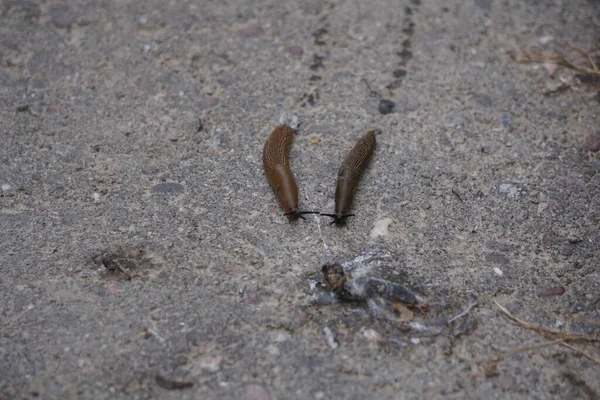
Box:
xmin=568 ymin=43 xmax=598 ymax=72
xmin=509 ymin=338 xmax=566 ymax=353
xmin=448 ymin=300 xmax=478 ymax=324
xmin=495 ymin=301 xmax=600 ymax=342
xmin=115 ymin=260 xmax=133 ymax=280
xmin=560 ymin=342 xmax=600 ymax=366
xmin=514 ymin=51 xmax=600 ymax=77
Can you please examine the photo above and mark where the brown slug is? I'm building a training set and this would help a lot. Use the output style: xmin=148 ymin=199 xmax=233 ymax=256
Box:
xmin=321 ymin=130 xmax=376 ymax=225
xmin=263 ymin=124 xmax=318 ymax=221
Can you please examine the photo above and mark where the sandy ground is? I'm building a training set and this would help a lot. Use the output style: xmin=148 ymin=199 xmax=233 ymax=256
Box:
xmin=1 ymin=0 xmax=599 ymax=399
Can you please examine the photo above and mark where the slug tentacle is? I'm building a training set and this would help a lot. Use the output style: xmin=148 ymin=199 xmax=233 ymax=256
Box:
xmin=263 ymin=124 xmax=318 ymax=221
xmin=322 ymin=130 xmax=376 ymax=226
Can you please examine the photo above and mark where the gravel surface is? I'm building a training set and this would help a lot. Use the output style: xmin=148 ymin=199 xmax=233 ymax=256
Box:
xmin=1 ymin=0 xmax=599 ymax=399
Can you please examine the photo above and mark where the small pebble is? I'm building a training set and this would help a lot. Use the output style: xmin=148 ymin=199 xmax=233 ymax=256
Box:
xmin=1 ymin=184 xmax=12 ymax=192
xmin=538 ymin=286 xmax=565 ymax=297
xmin=93 ymin=192 xmax=100 ymax=203
xmin=286 ymin=45 xmax=304 ymax=59
xmin=16 ymin=104 xmax=30 ymax=112
xmin=493 ymin=267 xmax=503 ymax=276
xmin=238 ymin=25 xmax=265 ymax=38
xmin=361 ymin=328 xmax=381 ymax=342
xmin=410 ymin=337 xmax=420 ymax=344
xmin=153 ymin=182 xmax=184 ymax=194
xmin=586 ymin=135 xmax=600 ymax=152
xmin=378 ymin=99 xmax=395 ymax=115
xmin=310 ymin=139 xmax=318 ymax=144
xmin=243 ymin=384 xmax=271 ymax=400
xmin=323 ymin=327 xmax=338 ymax=349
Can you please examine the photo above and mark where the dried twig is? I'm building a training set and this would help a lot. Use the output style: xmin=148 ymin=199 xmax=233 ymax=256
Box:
xmin=494 ymin=301 xmax=600 ymax=366
xmin=560 ymin=342 xmax=600 ymax=365
xmin=514 ymin=51 xmax=599 ymax=76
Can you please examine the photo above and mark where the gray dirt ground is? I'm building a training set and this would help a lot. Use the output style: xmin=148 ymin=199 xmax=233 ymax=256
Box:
xmin=1 ymin=0 xmax=599 ymax=399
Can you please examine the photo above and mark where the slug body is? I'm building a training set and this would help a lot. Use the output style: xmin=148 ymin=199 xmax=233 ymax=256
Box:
xmin=322 ymin=130 xmax=376 ymax=225
xmin=263 ymin=124 xmax=317 ymax=221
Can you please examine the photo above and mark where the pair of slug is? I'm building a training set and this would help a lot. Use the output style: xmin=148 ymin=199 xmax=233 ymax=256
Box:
xmin=262 ymin=124 xmax=376 ymax=225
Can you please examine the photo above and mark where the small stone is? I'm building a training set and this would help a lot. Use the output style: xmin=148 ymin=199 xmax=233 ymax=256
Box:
xmin=493 ymin=267 xmax=503 ymax=276
xmin=486 ymin=253 xmax=509 ymax=265
xmin=49 ymin=4 xmax=73 ymax=29
xmin=470 ymin=93 xmax=493 ymax=108
xmin=586 ymin=135 xmax=600 ymax=152
xmin=474 ymin=0 xmax=492 ymax=11
xmin=538 ymin=286 xmax=565 ymax=297
xmin=153 ymin=182 xmax=184 ymax=194
xmin=243 ymin=384 xmax=271 ymax=400
xmin=93 ymin=192 xmax=100 ymax=203
xmin=397 ymin=49 xmax=413 ymax=63
xmin=199 ymin=97 xmax=219 ymax=111
xmin=323 ymin=327 xmax=338 ymax=349
xmin=238 ymin=25 xmax=265 ymax=38
xmin=498 ymin=374 xmax=516 ymax=391
xmin=1 ymin=184 xmax=12 ymax=193
xmin=361 ymin=328 xmax=381 ymax=342
xmin=16 ymin=104 xmax=30 ymax=112
xmin=286 ymin=45 xmax=303 ymax=59
xmin=378 ymin=99 xmax=395 ymax=114
xmin=392 ymin=69 xmax=407 ymax=78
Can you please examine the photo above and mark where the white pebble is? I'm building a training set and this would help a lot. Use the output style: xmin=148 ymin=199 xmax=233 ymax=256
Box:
xmin=323 ymin=327 xmax=338 ymax=349
xmin=361 ymin=328 xmax=381 ymax=342
xmin=410 ymin=337 xmax=420 ymax=344
xmin=493 ymin=267 xmax=503 ymax=277
xmin=1 ymin=184 xmax=12 ymax=192
xmin=93 ymin=192 xmax=100 ymax=203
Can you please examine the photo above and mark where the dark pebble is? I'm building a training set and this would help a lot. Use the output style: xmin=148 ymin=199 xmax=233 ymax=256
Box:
xmin=49 ymin=4 xmax=73 ymax=29
xmin=155 ymin=374 xmax=193 ymax=390
xmin=153 ymin=182 xmax=184 ymax=194
xmin=16 ymin=104 xmax=30 ymax=112
xmin=378 ymin=99 xmax=396 ymax=115
xmin=475 ymin=0 xmax=492 ymax=11
xmin=397 ymin=49 xmax=413 ymax=63
xmin=586 ymin=135 xmax=600 ymax=152
xmin=542 ymin=230 xmax=556 ymax=246
xmin=485 ymin=253 xmax=509 ymax=265
xmin=471 ymin=93 xmax=492 ymax=108
xmin=393 ymin=69 xmax=407 ymax=78
xmin=538 ymin=286 xmax=565 ymax=297
xmin=238 ymin=25 xmax=265 ymax=38
xmin=502 ymin=113 xmax=512 ymax=128
xmin=286 ymin=45 xmax=303 ymax=59
xmin=309 ymin=75 xmax=322 ymax=81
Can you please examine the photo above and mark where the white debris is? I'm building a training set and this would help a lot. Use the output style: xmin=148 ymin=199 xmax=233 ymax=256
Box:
xmin=361 ymin=328 xmax=381 ymax=342
xmin=555 ymin=320 xmax=564 ymax=329
xmin=1 ymin=184 xmax=12 ymax=192
xmin=410 ymin=337 xmax=420 ymax=344
xmin=498 ymin=183 xmax=525 ymax=199
xmin=370 ymin=218 xmax=393 ymax=239
xmin=493 ymin=267 xmax=504 ymax=277
xmin=93 ymin=192 xmax=100 ymax=203
xmin=323 ymin=327 xmax=338 ymax=349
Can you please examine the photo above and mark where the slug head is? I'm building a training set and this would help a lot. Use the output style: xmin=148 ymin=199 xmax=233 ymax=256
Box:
xmin=284 ymin=208 xmax=319 ymax=222
xmin=320 ymin=212 xmax=355 ymax=226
